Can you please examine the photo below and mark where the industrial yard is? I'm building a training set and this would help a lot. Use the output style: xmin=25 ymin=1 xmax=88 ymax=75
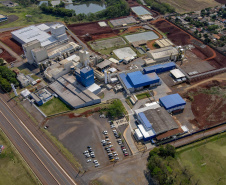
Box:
xmin=0 ymin=1 xmax=226 ymax=184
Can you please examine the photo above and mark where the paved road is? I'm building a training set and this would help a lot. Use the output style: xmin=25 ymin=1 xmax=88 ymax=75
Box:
xmin=0 ymin=91 xmax=88 ymax=185
xmin=0 ymin=97 xmax=77 ymax=185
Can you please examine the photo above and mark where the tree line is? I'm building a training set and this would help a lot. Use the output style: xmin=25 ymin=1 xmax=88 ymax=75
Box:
xmin=0 ymin=66 xmax=19 ymax=92
xmin=40 ymin=0 xmax=130 ymax=22
xmin=144 ymin=0 xmax=175 ymax=14
xmin=147 ymin=145 xmax=193 ymax=185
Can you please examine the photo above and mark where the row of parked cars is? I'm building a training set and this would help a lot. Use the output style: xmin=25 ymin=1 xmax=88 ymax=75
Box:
xmin=101 ymin=130 xmax=119 ymax=162
xmin=83 ymin=146 xmax=100 ymax=167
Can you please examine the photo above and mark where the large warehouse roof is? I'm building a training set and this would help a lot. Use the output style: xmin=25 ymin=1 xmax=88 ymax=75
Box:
xmin=127 ymin=71 xmax=160 ymax=88
xmin=142 ymin=107 xmax=179 ymax=135
xmin=110 ymin=16 xmax=137 ymax=27
xmin=12 ymin=25 xmax=57 ymax=46
xmin=147 ymin=46 xmax=178 ymax=60
xmin=131 ymin=6 xmax=152 ymax=16
xmin=159 ymin=93 xmax=186 ymax=110
xmin=143 ymin=62 xmax=176 ymax=74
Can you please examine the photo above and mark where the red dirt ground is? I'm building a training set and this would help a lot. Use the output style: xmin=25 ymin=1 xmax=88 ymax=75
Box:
xmin=215 ymin=0 xmax=226 ymax=3
xmin=0 ymin=48 xmax=16 ymax=63
xmin=152 ymin=19 xmax=226 ymax=68
xmin=185 ymin=80 xmax=226 ymax=129
xmin=67 ymin=21 xmax=120 ymax=41
xmin=0 ymin=31 xmax=24 ymax=55
xmin=125 ymin=0 xmax=140 ymax=7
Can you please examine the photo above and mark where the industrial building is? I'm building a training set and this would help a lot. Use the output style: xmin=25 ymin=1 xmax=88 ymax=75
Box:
xmin=147 ymin=46 xmax=178 ymax=62
xmin=0 ymin=14 xmax=7 ymax=22
xmin=119 ymin=71 xmax=161 ymax=93
xmin=134 ymin=103 xmax=181 ymax=141
xmin=170 ymin=69 xmax=186 ymax=82
xmin=17 ymin=73 xmax=36 ymax=87
xmin=159 ymin=93 xmax=186 ymax=113
xmin=49 ymin=74 xmax=101 ymax=109
xmin=155 ymin=39 xmax=174 ymax=48
xmin=96 ymin=59 xmax=112 ymax=72
xmin=110 ymin=16 xmax=137 ymax=27
xmin=30 ymin=89 xmax=53 ymax=106
xmin=75 ymin=67 xmax=94 ymax=87
xmin=23 ymin=40 xmax=80 ymax=65
xmin=143 ymin=62 xmax=176 ymax=74
xmin=131 ymin=6 xmax=153 ymax=21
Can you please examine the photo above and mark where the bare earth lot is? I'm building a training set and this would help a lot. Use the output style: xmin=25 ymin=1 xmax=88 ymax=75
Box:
xmin=159 ymin=0 xmax=220 ymax=13
xmin=90 ymin=37 xmax=126 ymax=50
xmin=47 ymin=113 xmax=126 ymax=171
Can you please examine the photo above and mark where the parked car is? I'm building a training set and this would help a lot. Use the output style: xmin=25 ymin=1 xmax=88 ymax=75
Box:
xmin=114 ymin=154 xmax=118 ymax=156
xmin=109 ymin=145 xmax=113 ymax=147
xmin=87 ymin=159 xmax=91 ymax=163
xmin=87 ymin=146 xmax=91 ymax=148
xmin=93 ymin=160 xmax=98 ymax=163
xmin=83 ymin=151 xmax=88 ymax=154
xmin=122 ymin=149 xmax=127 ymax=151
xmin=105 ymin=136 xmax=109 ymax=139
xmin=121 ymin=147 xmax=125 ymax=149
xmin=95 ymin=164 xmax=100 ymax=167
xmin=106 ymin=138 xmax=110 ymax=141
xmin=124 ymin=153 xmax=128 ymax=156
xmin=105 ymin=147 xmax=109 ymax=150
xmin=88 ymin=148 xmax=93 ymax=152
xmin=111 ymin=125 xmax=115 ymax=128
xmin=115 ymin=157 xmax=119 ymax=160
xmin=111 ymin=148 xmax=114 ymax=151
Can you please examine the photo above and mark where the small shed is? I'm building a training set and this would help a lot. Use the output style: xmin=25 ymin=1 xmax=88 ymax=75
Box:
xmin=96 ymin=59 xmax=111 ymax=71
xmin=134 ymin=128 xmax=143 ymax=140
xmin=170 ymin=69 xmax=186 ymax=81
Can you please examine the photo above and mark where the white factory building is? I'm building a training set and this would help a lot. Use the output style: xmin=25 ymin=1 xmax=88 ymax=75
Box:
xmin=12 ymin=24 xmax=67 ymax=47
xmin=147 ymin=46 xmax=178 ymax=62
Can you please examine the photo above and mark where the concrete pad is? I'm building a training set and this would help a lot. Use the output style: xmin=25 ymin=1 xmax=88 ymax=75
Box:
xmin=113 ymin=47 xmax=137 ymax=60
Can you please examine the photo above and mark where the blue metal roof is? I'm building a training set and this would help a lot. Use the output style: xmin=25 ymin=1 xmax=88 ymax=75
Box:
xmin=143 ymin=62 xmax=176 ymax=74
xmin=119 ymin=73 xmax=133 ymax=89
xmin=127 ymin=71 xmax=160 ymax=88
xmin=138 ymin=112 xmax=152 ymax=129
xmin=159 ymin=93 xmax=186 ymax=110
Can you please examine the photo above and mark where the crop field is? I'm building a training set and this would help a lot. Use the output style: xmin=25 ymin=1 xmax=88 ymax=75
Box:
xmin=159 ymin=0 xmax=221 ymax=13
xmin=0 ymin=5 xmax=63 ymax=29
xmin=90 ymin=37 xmax=126 ymax=50
xmin=177 ymin=132 xmax=226 ymax=185
xmin=0 ymin=130 xmax=39 ymax=185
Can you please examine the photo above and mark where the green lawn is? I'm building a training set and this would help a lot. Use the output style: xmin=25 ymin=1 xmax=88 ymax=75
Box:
xmin=136 ymin=92 xmax=150 ymax=100
xmin=177 ymin=133 xmax=226 ymax=185
xmin=0 ymin=130 xmax=40 ymax=185
xmin=0 ymin=4 xmax=64 ymax=28
xmin=39 ymin=98 xmax=71 ymax=116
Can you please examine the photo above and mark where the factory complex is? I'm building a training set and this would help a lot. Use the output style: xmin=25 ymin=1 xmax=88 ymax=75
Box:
xmin=10 ymin=17 xmax=190 ymax=146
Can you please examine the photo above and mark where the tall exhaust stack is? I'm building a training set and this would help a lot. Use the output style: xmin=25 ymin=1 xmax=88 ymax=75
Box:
xmin=11 ymin=83 xmax=18 ymax=96
xmin=104 ymin=71 xmax=108 ymax=84
xmin=108 ymin=72 xmax=111 ymax=83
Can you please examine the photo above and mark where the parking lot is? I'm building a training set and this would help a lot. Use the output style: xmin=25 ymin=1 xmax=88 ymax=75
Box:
xmin=46 ymin=113 xmax=130 ymax=170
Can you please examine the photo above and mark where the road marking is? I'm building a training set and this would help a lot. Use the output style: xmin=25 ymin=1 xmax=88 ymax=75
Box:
xmin=0 ymin=98 xmax=76 ymax=185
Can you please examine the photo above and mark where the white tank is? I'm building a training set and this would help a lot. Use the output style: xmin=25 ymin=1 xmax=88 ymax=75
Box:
xmin=104 ymin=71 xmax=107 ymax=84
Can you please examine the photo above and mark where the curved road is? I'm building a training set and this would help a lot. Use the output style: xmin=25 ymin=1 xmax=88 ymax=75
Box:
xmin=0 ymin=97 xmax=78 ymax=185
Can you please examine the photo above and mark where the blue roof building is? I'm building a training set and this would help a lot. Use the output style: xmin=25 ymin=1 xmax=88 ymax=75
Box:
xmin=143 ymin=62 xmax=176 ymax=74
xmin=159 ymin=93 xmax=186 ymax=113
xmin=75 ymin=67 xmax=94 ymax=87
xmin=119 ymin=71 xmax=161 ymax=92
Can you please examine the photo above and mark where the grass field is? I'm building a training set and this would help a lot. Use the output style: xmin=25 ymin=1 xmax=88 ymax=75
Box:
xmin=177 ymin=132 xmax=226 ymax=185
xmin=0 ymin=4 xmax=64 ymax=28
xmin=0 ymin=130 xmax=40 ymax=185
xmin=159 ymin=0 xmax=220 ymax=13
xmin=39 ymin=98 xmax=71 ymax=116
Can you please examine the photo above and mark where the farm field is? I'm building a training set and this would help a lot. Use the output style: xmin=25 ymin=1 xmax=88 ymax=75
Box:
xmin=159 ymin=0 xmax=221 ymax=13
xmin=177 ymin=132 xmax=226 ymax=185
xmin=0 ymin=5 xmax=63 ymax=29
xmin=0 ymin=130 xmax=39 ymax=185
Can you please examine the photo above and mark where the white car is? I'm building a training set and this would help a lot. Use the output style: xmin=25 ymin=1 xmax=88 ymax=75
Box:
xmin=83 ymin=150 xmax=88 ymax=154
xmin=106 ymin=138 xmax=110 ymax=141
xmin=118 ymin=142 xmax=122 ymax=145
xmin=118 ymin=139 xmax=122 ymax=141
xmin=93 ymin=160 xmax=98 ymax=163
xmin=122 ymin=149 xmax=127 ymax=151
xmin=115 ymin=157 xmax=119 ymax=160
xmin=111 ymin=125 xmax=115 ymax=128
xmin=108 ymin=142 xmax=112 ymax=145
xmin=112 ymin=130 xmax=117 ymax=132
xmin=86 ymin=154 xmax=90 ymax=158
xmin=101 ymin=140 xmax=106 ymax=143
xmin=113 ymin=152 xmax=117 ymax=154
xmin=87 ymin=159 xmax=91 ymax=163
xmin=95 ymin=164 xmax=100 ymax=167
xmin=114 ymin=154 xmax=118 ymax=156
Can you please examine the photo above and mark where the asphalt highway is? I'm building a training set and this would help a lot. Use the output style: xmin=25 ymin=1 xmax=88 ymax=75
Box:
xmin=0 ymin=97 xmax=77 ymax=185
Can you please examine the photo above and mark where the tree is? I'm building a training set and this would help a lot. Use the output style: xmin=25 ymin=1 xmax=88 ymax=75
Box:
xmin=165 ymin=144 xmax=176 ymax=158
xmin=107 ymin=100 xmax=125 ymax=118
xmin=0 ymin=58 xmax=5 ymax=66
